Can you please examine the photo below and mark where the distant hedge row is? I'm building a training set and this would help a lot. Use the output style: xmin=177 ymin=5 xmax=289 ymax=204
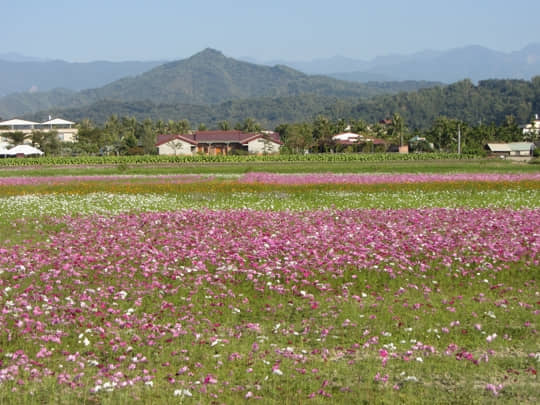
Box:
xmin=0 ymin=152 xmax=479 ymax=166
xmin=0 ymin=153 xmax=479 ymax=167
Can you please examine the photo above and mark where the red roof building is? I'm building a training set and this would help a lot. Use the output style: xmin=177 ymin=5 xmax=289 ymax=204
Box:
xmin=156 ymin=130 xmax=282 ymax=155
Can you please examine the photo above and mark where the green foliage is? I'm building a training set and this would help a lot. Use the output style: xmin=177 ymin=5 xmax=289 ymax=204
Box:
xmin=280 ymin=122 xmax=315 ymax=153
xmin=2 ymin=131 xmax=27 ymax=145
xmin=30 ymin=130 xmax=62 ymax=155
xmin=5 ymin=111 xmax=532 ymax=158
xmin=234 ymin=117 xmax=261 ymax=132
xmin=0 ymin=152 xmax=478 ymax=167
xmin=22 ymin=77 xmax=539 ymax=133
xmin=218 ymin=120 xmax=231 ymax=130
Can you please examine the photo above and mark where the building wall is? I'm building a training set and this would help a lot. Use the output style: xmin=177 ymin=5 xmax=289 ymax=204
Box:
xmin=56 ymin=128 xmax=78 ymax=142
xmin=158 ymin=139 xmax=194 ymax=155
xmin=0 ymin=127 xmax=78 ymax=143
xmin=247 ymin=138 xmax=280 ymax=154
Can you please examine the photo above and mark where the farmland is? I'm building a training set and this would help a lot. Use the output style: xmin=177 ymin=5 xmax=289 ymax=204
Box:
xmin=0 ymin=160 xmax=538 ymax=404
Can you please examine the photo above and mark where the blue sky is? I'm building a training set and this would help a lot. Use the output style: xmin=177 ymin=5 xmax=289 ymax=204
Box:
xmin=2 ymin=0 xmax=540 ymax=62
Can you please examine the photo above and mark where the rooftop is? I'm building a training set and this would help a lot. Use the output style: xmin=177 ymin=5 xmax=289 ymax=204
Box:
xmin=157 ymin=130 xmax=282 ymax=146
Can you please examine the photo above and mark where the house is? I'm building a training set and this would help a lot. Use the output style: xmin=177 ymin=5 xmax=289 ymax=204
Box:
xmin=332 ymin=132 xmax=388 ymax=152
xmin=507 ymin=142 xmax=536 ymax=156
xmin=486 ymin=143 xmax=512 ymax=157
xmin=332 ymin=132 xmax=364 ymax=143
xmin=0 ymin=117 xmax=78 ymax=142
xmin=40 ymin=118 xmax=78 ymax=142
xmin=408 ymin=135 xmax=434 ymax=152
xmin=486 ymin=142 xmax=535 ymax=157
xmin=156 ymin=130 xmax=282 ymax=156
xmin=521 ymin=114 xmax=540 ymax=139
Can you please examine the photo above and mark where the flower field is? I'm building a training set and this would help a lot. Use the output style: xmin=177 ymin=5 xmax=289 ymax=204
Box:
xmin=0 ymin=170 xmax=538 ymax=404
xmin=240 ymin=172 xmax=540 ymax=185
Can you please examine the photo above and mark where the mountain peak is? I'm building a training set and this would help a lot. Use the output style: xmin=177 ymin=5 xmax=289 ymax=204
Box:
xmin=191 ymin=48 xmax=225 ymax=59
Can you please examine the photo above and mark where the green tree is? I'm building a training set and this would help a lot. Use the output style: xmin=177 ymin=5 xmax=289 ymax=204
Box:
xmin=426 ymin=117 xmax=462 ymax=152
xmin=169 ymin=119 xmax=190 ymax=133
xmin=282 ymin=123 xmax=314 ymax=153
xmin=333 ymin=118 xmax=347 ymax=134
xmin=350 ymin=119 xmax=368 ymax=134
xmin=218 ymin=121 xmax=231 ymax=130
xmin=312 ymin=116 xmax=335 ymax=152
xmin=30 ymin=130 xmax=62 ymax=155
xmin=121 ymin=132 xmax=139 ymax=154
xmin=156 ymin=119 xmax=166 ymax=134
xmin=103 ymin=115 xmax=121 ymax=154
xmin=390 ymin=113 xmax=406 ymax=146
xmin=141 ymin=118 xmax=157 ymax=154
xmin=235 ymin=118 xmax=261 ymax=133
xmin=3 ymin=131 xmax=27 ymax=146
xmin=498 ymin=115 xmax=522 ymax=142
xmin=75 ymin=120 xmax=107 ymax=154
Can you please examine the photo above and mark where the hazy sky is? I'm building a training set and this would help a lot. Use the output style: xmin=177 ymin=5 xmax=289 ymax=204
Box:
xmin=2 ymin=0 xmax=540 ymax=62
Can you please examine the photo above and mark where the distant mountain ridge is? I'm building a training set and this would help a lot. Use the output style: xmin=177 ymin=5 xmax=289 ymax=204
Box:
xmin=0 ymin=48 xmax=440 ymax=118
xmin=0 ymin=52 xmax=51 ymax=62
xmin=0 ymin=58 xmax=163 ymax=96
xmin=86 ymin=49 xmax=437 ymax=104
xmin=255 ymin=44 xmax=540 ymax=83
xmin=1 ymin=43 xmax=538 ymax=98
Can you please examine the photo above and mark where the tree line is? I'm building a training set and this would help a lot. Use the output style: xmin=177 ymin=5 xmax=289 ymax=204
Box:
xmin=24 ymin=77 xmax=540 ymax=134
xmin=2 ymin=112 xmax=536 ymax=156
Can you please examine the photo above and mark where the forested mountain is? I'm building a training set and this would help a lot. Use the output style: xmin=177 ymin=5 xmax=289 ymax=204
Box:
xmin=0 ymin=59 xmax=162 ymax=96
xmin=348 ymin=77 xmax=540 ymax=129
xmin=3 ymin=49 xmax=539 ymax=130
xmin=86 ymin=48 xmax=384 ymax=104
xmin=0 ymin=49 xmax=440 ymax=118
xmin=28 ymin=77 xmax=540 ymax=130
xmin=27 ymin=95 xmax=348 ymax=129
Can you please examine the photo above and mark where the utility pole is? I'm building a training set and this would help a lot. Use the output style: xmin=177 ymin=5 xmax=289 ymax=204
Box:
xmin=457 ymin=124 xmax=461 ymax=155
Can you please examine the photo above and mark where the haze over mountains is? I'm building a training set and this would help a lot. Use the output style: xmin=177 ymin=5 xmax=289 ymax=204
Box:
xmin=0 ymin=49 xmax=439 ymax=118
xmin=0 ymin=59 xmax=163 ymax=96
xmin=1 ymin=43 xmax=539 ymax=98
xmin=0 ymin=45 xmax=538 ymax=130
xmin=248 ymin=44 xmax=540 ymax=83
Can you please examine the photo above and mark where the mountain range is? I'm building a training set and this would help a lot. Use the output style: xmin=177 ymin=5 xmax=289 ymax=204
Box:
xmin=0 ymin=49 xmax=439 ymax=118
xmin=1 ymin=43 xmax=539 ymax=98
xmin=0 ymin=46 xmax=538 ymax=130
xmin=251 ymin=44 xmax=540 ymax=83
xmin=0 ymin=59 xmax=163 ymax=96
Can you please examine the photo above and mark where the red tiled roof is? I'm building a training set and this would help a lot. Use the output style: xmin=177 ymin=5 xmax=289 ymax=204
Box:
xmin=156 ymin=133 xmax=197 ymax=146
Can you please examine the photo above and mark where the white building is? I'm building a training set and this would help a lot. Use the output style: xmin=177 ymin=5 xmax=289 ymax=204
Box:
xmin=522 ymin=114 xmax=540 ymax=139
xmin=0 ymin=117 xmax=78 ymax=143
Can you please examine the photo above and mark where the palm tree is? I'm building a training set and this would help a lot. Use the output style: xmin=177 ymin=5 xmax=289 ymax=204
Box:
xmin=390 ymin=113 xmax=405 ymax=146
xmin=218 ymin=121 xmax=231 ymax=131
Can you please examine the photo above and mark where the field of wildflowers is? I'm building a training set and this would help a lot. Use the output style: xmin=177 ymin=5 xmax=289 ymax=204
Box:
xmin=0 ymin=169 xmax=538 ymax=404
